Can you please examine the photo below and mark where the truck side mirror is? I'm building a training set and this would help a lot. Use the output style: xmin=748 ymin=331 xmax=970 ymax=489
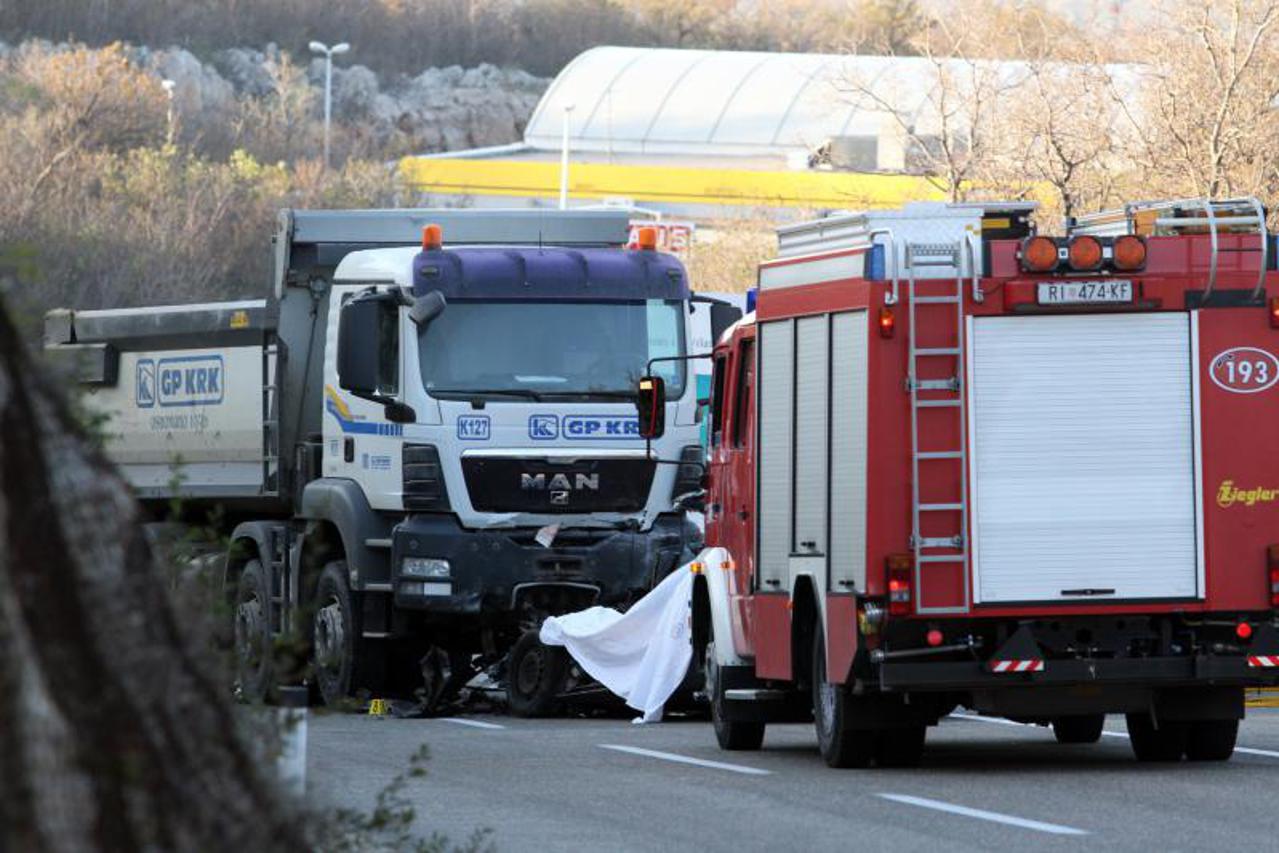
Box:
xmin=710 ymin=302 xmax=743 ymax=344
xmin=337 ymin=295 xmax=383 ymax=396
xmin=636 ymin=375 xmax=666 ymax=439
xmin=410 ymin=290 xmax=447 ymax=326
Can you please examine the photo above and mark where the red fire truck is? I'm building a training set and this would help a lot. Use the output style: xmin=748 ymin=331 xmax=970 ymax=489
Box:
xmin=638 ymin=198 xmax=1279 ymax=767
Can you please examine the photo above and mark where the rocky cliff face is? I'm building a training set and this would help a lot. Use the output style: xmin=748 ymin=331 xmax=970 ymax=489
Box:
xmin=11 ymin=40 xmax=549 ymax=155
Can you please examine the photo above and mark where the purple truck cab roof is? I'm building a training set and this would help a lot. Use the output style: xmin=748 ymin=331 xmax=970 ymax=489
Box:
xmin=412 ymin=246 xmax=690 ymax=302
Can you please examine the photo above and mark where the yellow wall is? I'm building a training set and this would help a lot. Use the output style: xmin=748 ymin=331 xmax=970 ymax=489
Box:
xmin=400 ymin=156 xmax=947 ymax=209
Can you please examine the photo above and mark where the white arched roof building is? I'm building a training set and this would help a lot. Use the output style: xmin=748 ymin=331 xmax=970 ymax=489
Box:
xmin=526 ymin=46 xmax=936 ymax=162
xmin=406 ymin=46 xmax=1140 ymax=215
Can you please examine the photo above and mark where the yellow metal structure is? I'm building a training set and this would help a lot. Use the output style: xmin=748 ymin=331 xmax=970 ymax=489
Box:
xmin=400 ymin=157 xmax=947 ymax=210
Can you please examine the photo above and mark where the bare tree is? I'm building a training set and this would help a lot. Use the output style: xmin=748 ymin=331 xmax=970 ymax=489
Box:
xmin=1109 ymin=0 xmax=1279 ymax=200
xmin=839 ymin=21 xmax=1016 ymax=202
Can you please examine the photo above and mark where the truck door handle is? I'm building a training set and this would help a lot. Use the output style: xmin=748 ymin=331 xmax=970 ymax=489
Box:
xmin=738 ymin=509 xmax=750 ymax=520
xmin=344 ymin=437 xmax=354 ymax=463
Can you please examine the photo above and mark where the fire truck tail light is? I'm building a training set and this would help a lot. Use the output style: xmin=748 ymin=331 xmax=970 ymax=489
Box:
xmin=1112 ymin=235 xmax=1147 ymax=271
xmin=878 ymin=306 xmax=896 ymax=338
xmin=1237 ymin=621 xmax=1254 ymax=641
xmin=886 ymin=554 xmax=913 ymax=616
xmin=1267 ymin=546 xmax=1279 ymax=607
xmin=1020 ymin=236 xmax=1059 ymax=272
xmin=1067 ymin=236 xmax=1103 ymax=271
xmin=1268 ymin=297 xmax=1279 ymax=329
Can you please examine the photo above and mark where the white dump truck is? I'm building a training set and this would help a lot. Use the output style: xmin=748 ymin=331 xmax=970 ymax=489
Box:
xmin=46 ymin=208 xmax=739 ymax=713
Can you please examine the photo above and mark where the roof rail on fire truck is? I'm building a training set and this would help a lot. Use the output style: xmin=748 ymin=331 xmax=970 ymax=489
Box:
xmin=1069 ymin=197 xmax=1268 ymax=302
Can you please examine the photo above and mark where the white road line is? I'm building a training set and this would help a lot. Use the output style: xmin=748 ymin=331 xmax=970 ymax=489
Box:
xmin=953 ymin=713 xmax=1279 ymax=758
xmin=438 ymin=717 xmax=506 ymax=730
xmin=878 ymin=793 xmax=1088 ymax=836
xmin=1235 ymin=745 xmax=1279 ymax=758
xmin=598 ymin=744 xmax=772 ymax=775
xmin=948 ymin=713 xmax=1026 ymax=728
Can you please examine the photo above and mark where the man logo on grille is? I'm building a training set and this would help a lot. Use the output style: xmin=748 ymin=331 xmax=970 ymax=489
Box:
xmin=549 ymin=490 xmax=570 ymax=506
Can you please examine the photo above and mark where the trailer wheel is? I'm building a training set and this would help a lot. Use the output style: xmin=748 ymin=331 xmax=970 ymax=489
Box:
xmin=706 ymin=642 xmax=765 ymax=751
xmin=812 ymin=629 xmax=876 ymax=768
xmin=506 ymin=630 xmax=569 ymax=717
xmin=1052 ymin=714 xmax=1105 ymax=744
xmin=234 ymin=559 xmax=273 ymax=702
xmin=1126 ymin=712 xmax=1187 ymax=762
xmin=1185 ymin=719 xmax=1238 ymax=762
xmin=312 ymin=561 xmax=370 ymax=707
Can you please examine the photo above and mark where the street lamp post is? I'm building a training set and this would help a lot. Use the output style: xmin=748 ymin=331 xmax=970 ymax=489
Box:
xmin=161 ymin=79 xmax=176 ymax=146
xmin=308 ymin=40 xmax=350 ymax=169
xmin=559 ymin=103 xmax=575 ymax=210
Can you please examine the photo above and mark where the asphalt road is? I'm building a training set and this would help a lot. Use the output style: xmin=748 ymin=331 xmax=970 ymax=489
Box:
xmin=306 ymin=706 xmax=1279 ymax=851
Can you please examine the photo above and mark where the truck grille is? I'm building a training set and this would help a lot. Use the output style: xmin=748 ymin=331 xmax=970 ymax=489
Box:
xmin=462 ymin=456 xmax=655 ymax=513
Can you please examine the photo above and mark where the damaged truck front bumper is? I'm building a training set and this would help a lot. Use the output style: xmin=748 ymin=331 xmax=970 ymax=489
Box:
xmin=389 ymin=512 xmax=695 ymax=616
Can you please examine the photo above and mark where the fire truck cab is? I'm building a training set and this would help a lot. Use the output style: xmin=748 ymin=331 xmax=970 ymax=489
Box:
xmin=673 ymin=198 xmax=1279 ymax=767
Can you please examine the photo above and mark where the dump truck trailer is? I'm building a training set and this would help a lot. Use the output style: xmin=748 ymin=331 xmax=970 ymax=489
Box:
xmin=48 ymin=208 xmax=739 ymax=712
xmin=636 ymin=198 xmax=1279 ymax=766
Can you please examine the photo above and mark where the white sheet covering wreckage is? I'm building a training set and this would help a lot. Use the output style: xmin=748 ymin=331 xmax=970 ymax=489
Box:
xmin=539 ymin=552 xmax=705 ymax=722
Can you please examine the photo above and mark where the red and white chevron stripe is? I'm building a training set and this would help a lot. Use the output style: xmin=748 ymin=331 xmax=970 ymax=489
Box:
xmin=989 ymin=659 xmax=1045 ymax=673
xmin=1248 ymin=655 xmax=1279 ymax=668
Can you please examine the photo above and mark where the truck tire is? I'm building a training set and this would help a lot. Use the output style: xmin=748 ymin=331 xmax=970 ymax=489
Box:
xmin=812 ymin=629 xmax=876 ymax=768
xmin=234 ymin=559 xmax=273 ymax=703
xmin=312 ymin=560 xmax=374 ymax=707
xmin=506 ymin=630 xmax=569 ymax=717
xmin=707 ymin=642 xmax=765 ymax=751
xmin=1185 ymin=719 xmax=1238 ymax=761
xmin=1126 ymin=712 xmax=1187 ymax=762
xmin=1052 ymin=714 xmax=1105 ymax=744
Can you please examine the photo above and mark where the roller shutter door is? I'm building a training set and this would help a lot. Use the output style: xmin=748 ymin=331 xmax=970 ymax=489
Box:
xmin=969 ymin=313 xmax=1200 ymax=603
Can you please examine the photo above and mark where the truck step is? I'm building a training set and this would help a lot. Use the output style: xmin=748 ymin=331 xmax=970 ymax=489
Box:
xmin=918 ymin=503 xmax=963 ymax=511
xmin=364 ymin=538 xmax=393 ymax=549
xmin=724 ymin=688 xmax=787 ymax=702
xmin=912 ymin=378 xmax=960 ymax=391
xmin=917 ymin=451 xmax=963 ymax=460
xmin=918 ymin=553 xmax=967 ymax=563
xmin=915 ymin=347 xmax=960 ymax=356
xmin=915 ymin=399 xmax=962 ymax=408
xmin=913 ymin=295 xmax=961 ymax=304
xmin=918 ymin=536 xmax=963 ymax=549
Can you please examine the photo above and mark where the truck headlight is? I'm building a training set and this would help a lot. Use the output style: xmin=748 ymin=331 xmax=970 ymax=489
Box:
xmin=401 ymin=557 xmax=450 ymax=579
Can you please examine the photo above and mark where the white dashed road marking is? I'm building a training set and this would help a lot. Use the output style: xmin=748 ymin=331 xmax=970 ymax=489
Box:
xmin=598 ymin=744 xmax=772 ymax=775
xmin=878 ymin=793 xmax=1088 ymax=836
xmin=438 ymin=717 xmax=506 ymax=730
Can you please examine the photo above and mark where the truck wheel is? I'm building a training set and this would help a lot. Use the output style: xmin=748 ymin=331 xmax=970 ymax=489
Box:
xmin=234 ymin=559 xmax=273 ymax=702
xmin=812 ymin=629 xmax=876 ymax=768
xmin=1126 ymin=712 xmax=1187 ymax=762
xmin=312 ymin=561 xmax=369 ymax=707
xmin=1185 ymin=719 xmax=1238 ymax=762
xmin=506 ymin=630 xmax=569 ymax=717
xmin=706 ymin=642 xmax=765 ymax=751
xmin=1052 ymin=714 xmax=1105 ymax=744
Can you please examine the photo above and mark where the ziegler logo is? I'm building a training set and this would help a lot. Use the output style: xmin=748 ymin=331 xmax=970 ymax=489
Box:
xmin=1216 ymin=479 xmax=1279 ymax=508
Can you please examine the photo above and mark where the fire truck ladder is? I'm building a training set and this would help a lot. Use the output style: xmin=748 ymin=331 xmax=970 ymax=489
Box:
xmin=906 ymin=240 xmax=972 ymax=615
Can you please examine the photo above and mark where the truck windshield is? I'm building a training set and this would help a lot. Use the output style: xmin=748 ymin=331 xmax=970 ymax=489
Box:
xmin=419 ymin=299 xmax=686 ymax=399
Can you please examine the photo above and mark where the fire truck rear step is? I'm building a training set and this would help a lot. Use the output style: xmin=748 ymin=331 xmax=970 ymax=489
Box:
xmin=724 ymin=688 xmax=787 ymax=702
